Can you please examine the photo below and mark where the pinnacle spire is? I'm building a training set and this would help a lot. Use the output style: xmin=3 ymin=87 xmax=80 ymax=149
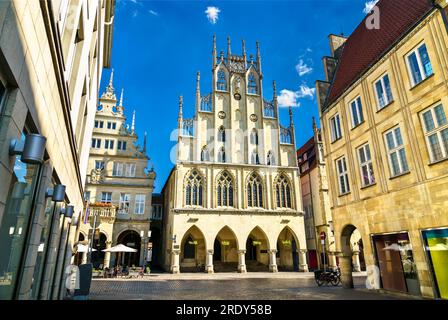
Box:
xmin=256 ymin=41 xmax=262 ymax=74
xmin=109 ymin=68 xmax=114 ymax=87
xmin=101 ymin=68 xmax=116 ymax=99
xmin=119 ymin=88 xmax=124 ymax=106
xmin=131 ymin=110 xmax=136 ymax=133
xmin=272 ymin=80 xmax=277 ymax=98
xmin=195 ymin=71 xmax=201 ymax=111
xmin=289 ymin=106 xmax=294 ymax=127
xmin=242 ymin=39 xmax=246 ymax=57
xmin=312 ymin=117 xmax=317 ymax=132
xmin=212 ymin=34 xmax=217 ymax=68
xmin=143 ymin=131 xmax=147 ymax=153
xmin=227 ymin=36 xmax=231 ymax=59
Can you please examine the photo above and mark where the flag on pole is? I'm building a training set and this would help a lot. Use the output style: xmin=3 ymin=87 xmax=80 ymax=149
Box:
xmin=83 ymin=202 xmax=90 ymax=224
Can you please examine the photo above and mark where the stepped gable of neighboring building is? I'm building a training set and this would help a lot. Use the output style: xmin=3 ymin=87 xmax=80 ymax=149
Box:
xmin=324 ymin=0 xmax=434 ymax=110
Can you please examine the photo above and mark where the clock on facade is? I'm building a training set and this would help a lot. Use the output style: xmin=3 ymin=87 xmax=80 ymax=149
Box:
xmin=250 ymin=114 xmax=258 ymax=122
xmin=218 ymin=111 xmax=226 ymax=119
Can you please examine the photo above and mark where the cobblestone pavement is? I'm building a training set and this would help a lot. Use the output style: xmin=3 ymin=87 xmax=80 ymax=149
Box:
xmin=90 ymin=274 xmax=418 ymax=300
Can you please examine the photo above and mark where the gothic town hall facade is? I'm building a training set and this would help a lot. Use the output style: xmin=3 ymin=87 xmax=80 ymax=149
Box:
xmin=161 ymin=37 xmax=308 ymax=273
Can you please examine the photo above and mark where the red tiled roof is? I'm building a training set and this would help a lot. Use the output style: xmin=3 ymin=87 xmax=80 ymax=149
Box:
xmin=326 ymin=0 xmax=434 ymax=107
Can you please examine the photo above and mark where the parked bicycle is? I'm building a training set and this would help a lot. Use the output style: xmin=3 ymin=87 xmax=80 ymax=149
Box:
xmin=314 ymin=269 xmax=341 ymax=287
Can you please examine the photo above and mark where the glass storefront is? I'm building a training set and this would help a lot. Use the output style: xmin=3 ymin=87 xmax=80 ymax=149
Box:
xmin=0 ymin=138 xmax=41 ymax=299
xmin=372 ymin=232 xmax=420 ymax=295
xmin=29 ymin=194 xmax=56 ymax=300
xmin=422 ymin=228 xmax=448 ymax=300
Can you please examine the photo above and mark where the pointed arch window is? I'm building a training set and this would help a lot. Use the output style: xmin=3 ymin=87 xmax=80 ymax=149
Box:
xmin=250 ymin=129 xmax=259 ymax=145
xmin=201 ymin=146 xmax=210 ymax=162
xmin=251 ymin=152 xmax=260 ymax=165
xmin=275 ymin=174 xmax=292 ymax=208
xmin=247 ymin=172 xmax=263 ymax=208
xmin=185 ymin=170 xmax=204 ymax=206
xmin=248 ymin=73 xmax=258 ymax=94
xmin=267 ymin=151 xmax=275 ymax=166
xmin=218 ymin=126 xmax=226 ymax=142
xmin=216 ymin=171 xmax=234 ymax=207
xmin=218 ymin=147 xmax=226 ymax=163
xmin=217 ymin=70 xmax=227 ymax=91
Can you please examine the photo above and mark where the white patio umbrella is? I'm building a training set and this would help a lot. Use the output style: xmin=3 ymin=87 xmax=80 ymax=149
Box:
xmin=102 ymin=244 xmax=138 ymax=268
xmin=77 ymin=243 xmax=97 ymax=252
xmin=102 ymin=244 xmax=137 ymax=253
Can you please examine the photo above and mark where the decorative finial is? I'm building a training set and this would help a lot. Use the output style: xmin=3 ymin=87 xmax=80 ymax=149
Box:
xmin=227 ymin=36 xmax=231 ymax=58
xmin=312 ymin=117 xmax=317 ymax=131
xmin=143 ymin=131 xmax=147 ymax=153
xmin=242 ymin=39 xmax=246 ymax=57
xmin=119 ymin=88 xmax=124 ymax=106
xmin=196 ymin=71 xmax=200 ymax=91
xmin=109 ymin=68 xmax=114 ymax=87
xmin=273 ymin=80 xmax=277 ymax=98
xmin=220 ymin=51 xmax=224 ymax=61
xmin=131 ymin=110 xmax=136 ymax=133
xmin=178 ymin=95 xmax=183 ymax=118
xmin=250 ymin=54 xmax=254 ymax=64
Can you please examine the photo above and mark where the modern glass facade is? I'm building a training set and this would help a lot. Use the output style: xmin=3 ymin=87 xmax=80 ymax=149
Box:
xmin=422 ymin=228 xmax=448 ymax=300
xmin=0 ymin=134 xmax=42 ymax=299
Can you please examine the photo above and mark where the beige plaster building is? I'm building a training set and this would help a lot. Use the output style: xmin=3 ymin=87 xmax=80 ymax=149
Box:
xmin=316 ymin=0 xmax=448 ymax=299
xmin=78 ymin=71 xmax=156 ymax=269
xmin=0 ymin=0 xmax=115 ymax=300
xmin=161 ymin=37 xmax=308 ymax=274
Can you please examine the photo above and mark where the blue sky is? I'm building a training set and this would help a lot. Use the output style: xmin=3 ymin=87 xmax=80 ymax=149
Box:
xmin=101 ymin=0 xmax=376 ymax=192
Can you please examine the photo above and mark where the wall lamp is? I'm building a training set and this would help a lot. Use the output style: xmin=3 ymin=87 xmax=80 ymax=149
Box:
xmin=9 ymin=134 xmax=47 ymax=164
xmin=61 ymin=205 xmax=74 ymax=218
xmin=45 ymin=184 xmax=66 ymax=202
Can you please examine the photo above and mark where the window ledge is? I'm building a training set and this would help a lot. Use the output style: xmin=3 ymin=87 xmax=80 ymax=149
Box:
xmin=410 ymin=73 xmax=434 ymax=91
xmin=360 ymin=182 xmax=377 ymax=190
xmin=350 ymin=121 xmax=365 ymax=131
xmin=428 ymin=157 xmax=448 ymax=166
xmin=246 ymin=92 xmax=260 ymax=96
xmin=389 ymin=170 xmax=411 ymax=180
xmin=338 ymin=192 xmax=351 ymax=198
xmin=376 ymin=100 xmax=394 ymax=113
xmin=331 ymin=137 xmax=342 ymax=145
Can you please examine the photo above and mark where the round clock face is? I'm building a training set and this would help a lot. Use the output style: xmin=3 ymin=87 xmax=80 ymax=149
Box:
xmin=218 ymin=111 xmax=226 ymax=119
xmin=234 ymin=93 xmax=241 ymax=101
xmin=250 ymin=114 xmax=258 ymax=122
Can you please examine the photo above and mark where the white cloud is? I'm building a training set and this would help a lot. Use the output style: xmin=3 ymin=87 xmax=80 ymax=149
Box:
xmin=132 ymin=10 xmax=138 ymax=18
xmin=149 ymin=10 xmax=159 ymax=16
xmin=363 ymin=0 xmax=379 ymax=14
xmin=278 ymin=90 xmax=301 ymax=108
xmin=297 ymin=85 xmax=316 ymax=99
xmin=205 ymin=6 xmax=221 ymax=24
xmin=295 ymin=59 xmax=313 ymax=77
xmin=277 ymin=85 xmax=315 ymax=107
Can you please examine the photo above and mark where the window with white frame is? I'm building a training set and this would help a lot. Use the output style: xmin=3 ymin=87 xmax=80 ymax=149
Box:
xmin=357 ymin=144 xmax=375 ymax=187
xmin=119 ymin=193 xmax=130 ymax=214
xmin=95 ymin=160 xmax=105 ymax=170
xmin=336 ymin=157 xmax=350 ymax=195
xmin=384 ymin=126 xmax=409 ymax=177
xmin=91 ymin=138 xmax=101 ymax=148
xmin=125 ymin=163 xmax=136 ymax=177
xmin=375 ymin=74 xmax=393 ymax=110
xmin=421 ymin=104 xmax=448 ymax=162
xmin=350 ymin=96 xmax=364 ymax=127
xmin=330 ymin=114 xmax=342 ymax=142
xmin=117 ymin=141 xmax=127 ymax=151
xmin=407 ymin=43 xmax=433 ymax=86
xmin=112 ymin=162 xmax=124 ymax=176
xmin=104 ymin=139 xmax=114 ymax=150
xmin=134 ymin=194 xmax=145 ymax=214
xmin=101 ymin=192 xmax=112 ymax=203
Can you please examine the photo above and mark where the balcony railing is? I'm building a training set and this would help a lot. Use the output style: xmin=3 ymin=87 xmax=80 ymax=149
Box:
xmin=87 ymin=203 xmax=117 ymax=222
